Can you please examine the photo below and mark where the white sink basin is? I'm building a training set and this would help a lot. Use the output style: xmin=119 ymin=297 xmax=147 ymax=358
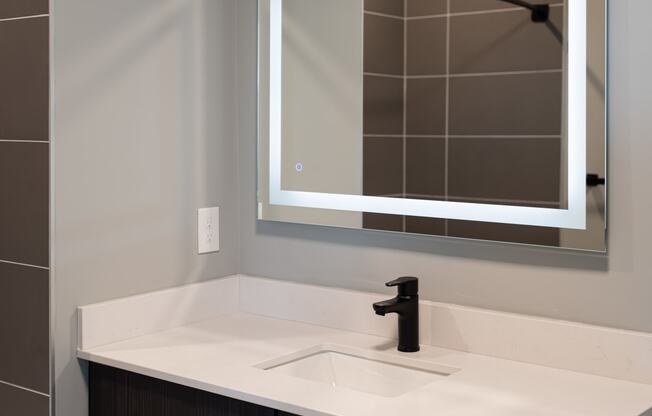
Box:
xmin=255 ymin=344 xmax=459 ymax=397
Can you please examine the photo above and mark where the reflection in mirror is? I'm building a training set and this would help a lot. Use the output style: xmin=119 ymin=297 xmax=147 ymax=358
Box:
xmin=258 ymin=0 xmax=607 ymax=251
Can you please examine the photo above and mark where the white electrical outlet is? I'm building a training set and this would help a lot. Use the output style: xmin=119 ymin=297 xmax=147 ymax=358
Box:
xmin=198 ymin=207 xmax=220 ymax=254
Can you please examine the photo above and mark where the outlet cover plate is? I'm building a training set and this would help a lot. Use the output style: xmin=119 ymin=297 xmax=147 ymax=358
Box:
xmin=198 ymin=207 xmax=220 ymax=254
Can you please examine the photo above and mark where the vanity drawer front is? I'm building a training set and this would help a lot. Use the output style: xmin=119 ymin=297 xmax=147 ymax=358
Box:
xmin=89 ymin=363 xmax=275 ymax=416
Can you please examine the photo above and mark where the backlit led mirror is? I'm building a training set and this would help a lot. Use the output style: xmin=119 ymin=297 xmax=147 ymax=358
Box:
xmin=257 ymin=0 xmax=607 ymax=251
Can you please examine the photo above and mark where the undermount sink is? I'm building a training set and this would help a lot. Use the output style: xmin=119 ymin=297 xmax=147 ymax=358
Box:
xmin=255 ymin=344 xmax=459 ymax=397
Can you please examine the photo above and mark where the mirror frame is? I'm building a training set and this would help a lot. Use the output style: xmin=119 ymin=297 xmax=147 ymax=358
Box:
xmin=263 ymin=0 xmax=590 ymax=230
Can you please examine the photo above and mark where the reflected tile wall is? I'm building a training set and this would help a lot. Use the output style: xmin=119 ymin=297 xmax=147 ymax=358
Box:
xmin=362 ymin=0 xmax=564 ymax=245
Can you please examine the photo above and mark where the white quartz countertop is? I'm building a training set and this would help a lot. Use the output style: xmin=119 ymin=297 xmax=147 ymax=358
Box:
xmin=78 ymin=312 xmax=652 ymax=416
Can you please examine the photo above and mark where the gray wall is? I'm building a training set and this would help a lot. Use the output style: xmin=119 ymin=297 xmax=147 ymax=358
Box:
xmin=0 ymin=1 xmax=50 ymax=414
xmin=52 ymin=1 xmax=239 ymax=415
xmin=50 ymin=1 xmax=652 ymax=415
xmin=239 ymin=0 xmax=652 ymax=334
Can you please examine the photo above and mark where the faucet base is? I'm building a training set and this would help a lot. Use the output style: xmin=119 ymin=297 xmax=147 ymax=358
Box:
xmin=398 ymin=345 xmax=420 ymax=353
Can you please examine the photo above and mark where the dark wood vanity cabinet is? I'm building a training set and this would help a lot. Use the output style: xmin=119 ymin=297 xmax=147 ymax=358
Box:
xmin=89 ymin=363 xmax=297 ymax=416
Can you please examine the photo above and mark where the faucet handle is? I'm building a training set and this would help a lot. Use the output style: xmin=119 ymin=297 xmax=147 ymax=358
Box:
xmin=386 ymin=276 xmax=419 ymax=297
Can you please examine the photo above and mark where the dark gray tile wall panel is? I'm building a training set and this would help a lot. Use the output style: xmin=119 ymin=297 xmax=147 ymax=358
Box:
xmin=0 ymin=17 xmax=49 ymax=141
xmin=0 ymin=382 xmax=49 ymax=416
xmin=450 ymin=8 xmax=563 ymax=73
xmin=406 ymin=78 xmax=446 ymax=135
xmin=364 ymin=14 xmax=404 ymax=75
xmin=405 ymin=137 xmax=446 ymax=197
xmin=0 ymin=0 xmax=48 ymax=19
xmin=0 ymin=143 xmax=49 ymax=266
xmin=363 ymin=137 xmax=403 ymax=196
xmin=363 ymin=213 xmax=404 ymax=232
xmin=448 ymin=72 xmax=562 ymax=135
xmin=405 ymin=216 xmax=446 ymax=236
xmin=0 ymin=262 xmax=49 ymax=394
xmin=451 ymin=0 xmax=562 ymax=13
xmin=407 ymin=17 xmax=447 ymax=76
xmin=364 ymin=75 xmax=404 ymax=135
xmin=364 ymin=0 xmax=405 ymax=17
xmin=0 ymin=10 xmax=50 ymax=413
xmin=407 ymin=0 xmax=447 ymax=17
xmin=448 ymin=138 xmax=561 ymax=203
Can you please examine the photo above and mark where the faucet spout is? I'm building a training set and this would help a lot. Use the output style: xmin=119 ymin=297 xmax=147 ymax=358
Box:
xmin=373 ymin=296 xmax=409 ymax=316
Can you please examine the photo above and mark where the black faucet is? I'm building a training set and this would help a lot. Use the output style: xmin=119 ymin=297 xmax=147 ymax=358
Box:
xmin=373 ymin=277 xmax=420 ymax=353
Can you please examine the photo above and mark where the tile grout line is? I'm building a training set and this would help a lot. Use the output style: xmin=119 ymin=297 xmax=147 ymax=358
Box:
xmin=0 ymin=13 xmax=49 ymax=23
xmin=364 ymin=10 xmax=403 ymax=20
xmin=366 ymin=3 xmax=564 ymax=21
xmin=363 ymin=134 xmax=563 ymax=139
xmin=444 ymin=69 xmax=564 ymax=78
xmin=0 ymin=259 xmax=49 ymax=271
xmin=0 ymin=139 xmax=50 ymax=144
xmin=365 ymin=69 xmax=563 ymax=80
xmin=0 ymin=379 xmax=50 ymax=398
xmin=402 ymin=0 xmax=408 ymax=232
xmin=404 ymin=3 xmax=564 ymax=21
xmin=364 ymin=71 xmax=404 ymax=79
xmin=449 ymin=135 xmax=562 ymax=139
xmin=444 ymin=0 xmax=451 ymax=236
xmin=361 ymin=0 xmax=366 ymax=211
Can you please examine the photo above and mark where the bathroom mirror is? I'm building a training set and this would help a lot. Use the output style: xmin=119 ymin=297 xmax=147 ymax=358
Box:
xmin=257 ymin=0 xmax=607 ymax=252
